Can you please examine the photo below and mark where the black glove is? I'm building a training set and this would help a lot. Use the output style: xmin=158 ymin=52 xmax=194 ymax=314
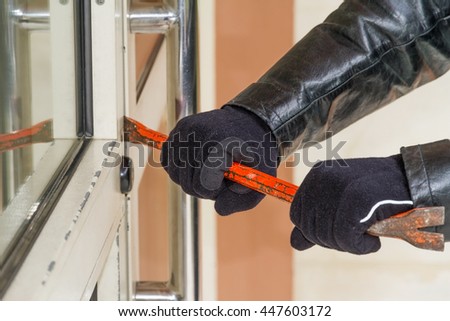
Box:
xmin=161 ymin=106 xmax=278 ymax=215
xmin=290 ymin=155 xmax=413 ymax=254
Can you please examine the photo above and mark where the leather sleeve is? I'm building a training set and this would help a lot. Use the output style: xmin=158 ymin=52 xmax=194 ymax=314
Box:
xmin=401 ymin=140 xmax=450 ymax=241
xmin=225 ymin=0 xmax=450 ymax=158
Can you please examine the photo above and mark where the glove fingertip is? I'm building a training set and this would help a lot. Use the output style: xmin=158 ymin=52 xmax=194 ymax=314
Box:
xmin=199 ymin=166 xmax=225 ymax=191
xmin=289 ymin=190 xmax=303 ymax=226
xmin=214 ymin=189 xmax=264 ymax=216
xmin=351 ymin=235 xmax=382 ymax=255
xmin=290 ymin=228 xmax=315 ymax=251
xmin=214 ymin=201 xmax=234 ymax=216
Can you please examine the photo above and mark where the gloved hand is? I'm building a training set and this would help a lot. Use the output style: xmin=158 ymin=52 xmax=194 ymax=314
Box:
xmin=161 ymin=106 xmax=278 ymax=215
xmin=290 ymin=155 xmax=413 ymax=254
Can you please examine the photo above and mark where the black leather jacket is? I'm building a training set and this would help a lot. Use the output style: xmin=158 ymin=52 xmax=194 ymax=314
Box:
xmin=226 ymin=0 xmax=450 ymax=240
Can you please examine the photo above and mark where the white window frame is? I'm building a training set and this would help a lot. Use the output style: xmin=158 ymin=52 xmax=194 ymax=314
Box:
xmin=4 ymin=0 xmax=201 ymax=301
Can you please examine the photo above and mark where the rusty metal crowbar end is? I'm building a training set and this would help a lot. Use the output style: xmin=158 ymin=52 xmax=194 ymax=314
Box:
xmin=367 ymin=207 xmax=445 ymax=252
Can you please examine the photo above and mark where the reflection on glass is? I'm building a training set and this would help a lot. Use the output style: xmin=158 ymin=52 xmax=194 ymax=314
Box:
xmin=0 ymin=140 xmax=74 ymax=263
xmin=0 ymin=0 xmax=77 ymax=270
xmin=135 ymin=33 xmax=164 ymax=100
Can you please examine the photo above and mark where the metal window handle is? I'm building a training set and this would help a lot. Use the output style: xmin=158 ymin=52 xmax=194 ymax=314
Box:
xmin=128 ymin=0 xmax=199 ymax=301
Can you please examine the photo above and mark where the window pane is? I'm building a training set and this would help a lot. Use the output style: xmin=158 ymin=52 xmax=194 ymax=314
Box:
xmin=0 ymin=0 xmax=77 ymax=269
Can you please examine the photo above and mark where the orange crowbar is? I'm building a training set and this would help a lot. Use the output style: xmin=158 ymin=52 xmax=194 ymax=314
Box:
xmin=123 ymin=116 xmax=445 ymax=252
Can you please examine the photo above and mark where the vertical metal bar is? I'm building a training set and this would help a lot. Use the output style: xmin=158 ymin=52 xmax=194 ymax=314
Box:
xmin=165 ymin=0 xmax=199 ymax=301
xmin=0 ymin=1 xmax=16 ymax=208
xmin=0 ymin=1 xmax=18 ymax=134
xmin=0 ymin=0 xmax=33 ymax=208
xmin=129 ymin=0 xmax=199 ymax=301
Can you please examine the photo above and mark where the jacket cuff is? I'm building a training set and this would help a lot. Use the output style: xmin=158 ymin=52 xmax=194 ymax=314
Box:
xmin=400 ymin=139 xmax=450 ymax=241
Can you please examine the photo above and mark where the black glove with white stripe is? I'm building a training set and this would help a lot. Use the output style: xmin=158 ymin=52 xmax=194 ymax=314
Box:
xmin=290 ymin=155 xmax=413 ymax=255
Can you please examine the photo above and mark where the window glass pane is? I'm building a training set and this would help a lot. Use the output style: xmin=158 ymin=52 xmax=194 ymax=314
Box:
xmin=0 ymin=0 xmax=77 ymax=268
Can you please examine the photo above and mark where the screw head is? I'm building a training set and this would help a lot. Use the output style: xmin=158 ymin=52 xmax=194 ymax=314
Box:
xmin=59 ymin=0 xmax=69 ymax=5
xmin=96 ymin=0 xmax=105 ymax=5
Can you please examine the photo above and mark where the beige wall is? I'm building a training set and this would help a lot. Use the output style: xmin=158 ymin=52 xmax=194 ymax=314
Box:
xmin=215 ymin=0 xmax=294 ymax=301
xmin=293 ymin=0 xmax=450 ymax=300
